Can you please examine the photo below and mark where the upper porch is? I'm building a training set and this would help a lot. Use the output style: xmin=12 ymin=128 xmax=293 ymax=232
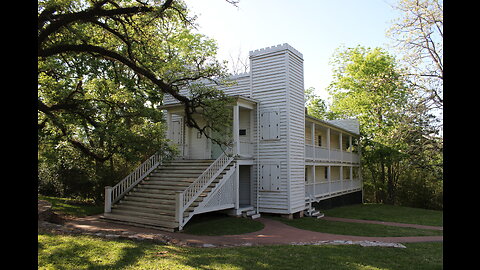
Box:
xmin=162 ymin=95 xmax=257 ymax=161
xmin=305 ymin=116 xmax=360 ymax=164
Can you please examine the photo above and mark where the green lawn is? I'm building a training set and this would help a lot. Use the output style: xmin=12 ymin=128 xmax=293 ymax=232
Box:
xmin=39 ymin=195 xmax=104 ymax=217
xmin=268 ymin=216 xmax=443 ymax=237
xmin=38 ymin=233 xmax=443 ymax=270
xmin=323 ymin=203 xmax=443 ymax=227
xmin=182 ymin=212 xmax=264 ymax=236
xmin=269 ymin=203 xmax=443 ymax=237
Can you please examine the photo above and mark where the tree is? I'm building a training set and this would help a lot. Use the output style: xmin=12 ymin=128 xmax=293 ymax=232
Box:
xmin=327 ymin=45 xmax=442 ymax=208
xmin=387 ymin=0 xmax=443 ymax=112
xmin=38 ymin=0 xmax=235 ymax=200
xmin=38 ymin=0 xmax=233 ymax=143
xmin=304 ymin=87 xmax=336 ymax=120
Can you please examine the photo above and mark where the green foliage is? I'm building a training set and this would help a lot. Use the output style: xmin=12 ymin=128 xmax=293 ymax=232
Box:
xmin=327 ymin=45 xmax=442 ymax=209
xmin=38 ymin=0 xmax=229 ymax=201
xmin=270 ymin=217 xmax=442 ymax=237
xmin=304 ymin=87 xmax=337 ymax=120
xmin=38 ymin=234 xmax=443 ymax=270
xmin=323 ymin=203 xmax=443 ymax=227
xmin=39 ymin=195 xmax=104 ymax=217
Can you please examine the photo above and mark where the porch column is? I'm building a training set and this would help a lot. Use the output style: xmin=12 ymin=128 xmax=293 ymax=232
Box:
xmin=340 ymin=165 xmax=343 ymax=191
xmin=326 ymin=128 xmax=331 ymax=159
xmin=166 ymin=111 xmax=172 ymax=140
xmin=233 ymin=105 xmax=240 ymax=155
xmin=339 ymin=132 xmax=343 ymax=161
xmin=327 ymin=166 xmax=331 ymax=194
xmin=312 ymin=165 xmax=316 ymax=196
xmin=311 ymin=123 xmax=315 ymax=160
xmin=235 ymin=163 xmax=240 ymax=209
xmin=349 ymin=135 xmax=352 ymax=152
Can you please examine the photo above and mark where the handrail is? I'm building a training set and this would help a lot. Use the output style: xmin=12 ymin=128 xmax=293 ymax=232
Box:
xmin=176 ymin=148 xmax=234 ymax=226
xmin=105 ymin=151 xmax=168 ymax=213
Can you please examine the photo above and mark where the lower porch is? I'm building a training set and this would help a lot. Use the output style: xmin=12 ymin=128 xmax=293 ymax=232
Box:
xmin=305 ymin=165 xmax=362 ymax=201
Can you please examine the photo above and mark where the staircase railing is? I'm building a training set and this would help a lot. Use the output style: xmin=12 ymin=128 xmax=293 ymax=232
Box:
xmin=176 ymin=148 xmax=234 ymax=229
xmin=104 ymin=150 xmax=168 ymax=213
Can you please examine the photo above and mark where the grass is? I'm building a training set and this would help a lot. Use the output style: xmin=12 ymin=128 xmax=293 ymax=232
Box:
xmin=323 ymin=203 xmax=443 ymax=227
xmin=38 ymin=233 xmax=443 ymax=270
xmin=269 ymin=203 xmax=443 ymax=237
xmin=268 ymin=216 xmax=443 ymax=237
xmin=39 ymin=195 xmax=104 ymax=217
xmin=182 ymin=212 xmax=264 ymax=236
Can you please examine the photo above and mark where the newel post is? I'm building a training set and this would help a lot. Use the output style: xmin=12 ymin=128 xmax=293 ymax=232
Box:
xmin=175 ymin=191 xmax=184 ymax=229
xmin=104 ymin=186 xmax=112 ymax=213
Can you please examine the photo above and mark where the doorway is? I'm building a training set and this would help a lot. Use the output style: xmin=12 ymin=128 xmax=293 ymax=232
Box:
xmin=239 ymin=165 xmax=251 ymax=206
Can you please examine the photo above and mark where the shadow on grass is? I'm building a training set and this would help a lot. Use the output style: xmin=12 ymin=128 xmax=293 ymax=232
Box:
xmin=38 ymin=234 xmax=157 ymax=269
xmin=181 ymin=212 xmax=264 ymax=236
xmin=170 ymin=242 xmax=443 ymax=270
xmin=39 ymin=233 xmax=442 ymax=270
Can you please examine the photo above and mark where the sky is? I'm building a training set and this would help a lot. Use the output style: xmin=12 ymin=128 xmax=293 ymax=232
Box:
xmin=184 ymin=0 xmax=400 ymax=101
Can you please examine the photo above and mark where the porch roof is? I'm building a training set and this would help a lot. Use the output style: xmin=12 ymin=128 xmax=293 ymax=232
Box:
xmin=305 ymin=114 xmax=360 ymax=137
xmin=159 ymin=95 xmax=258 ymax=112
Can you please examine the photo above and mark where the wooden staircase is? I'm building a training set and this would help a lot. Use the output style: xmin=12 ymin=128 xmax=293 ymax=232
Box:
xmin=101 ymin=159 xmax=234 ymax=232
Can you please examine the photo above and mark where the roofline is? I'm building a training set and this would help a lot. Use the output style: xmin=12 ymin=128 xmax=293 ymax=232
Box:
xmin=305 ymin=114 xmax=360 ymax=137
xmin=159 ymin=95 xmax=258 ymax=110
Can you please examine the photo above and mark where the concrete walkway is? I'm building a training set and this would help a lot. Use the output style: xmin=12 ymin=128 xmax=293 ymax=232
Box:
xmin=42 ymin=214 xmax=443 ymax=248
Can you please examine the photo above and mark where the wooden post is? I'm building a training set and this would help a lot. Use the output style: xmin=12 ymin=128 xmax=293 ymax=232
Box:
xmin=166 ymin=111 xmax=172 ymax=140
xmin=326 ymin=128 xmax=331 ymax=159
xmin=175 ymin=191 xmax=184 ymax=229
xmin=104 ymin=186 xmax=112 ymax=213
xmin=311 ymin=123 xmax=315 ymax=160
xmin=235 ymin=163 xmax=240 ymax=210
xmin=327 ymin=166 xmax=331 ymax=194
xmin=233 ymin=105 xmax=240 ymax=155
xmin=340 ymin=165 xmax=343 ymax=192
xmin=339 ymin=132 xmax=343 ymax=162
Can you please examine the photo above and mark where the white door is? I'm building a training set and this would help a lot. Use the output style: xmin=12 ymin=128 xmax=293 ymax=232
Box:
xmin=187 ymin=119 xmax=210 ymax=159
xmin=172 ymin=120 xmax=183 ymax=156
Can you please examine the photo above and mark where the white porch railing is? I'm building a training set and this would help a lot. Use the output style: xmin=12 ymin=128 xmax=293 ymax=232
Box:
xmin=104 ymin=151 xmax=168 ymax=213
xmin=305 ymin=144 xmax=359 ymax=163
xmin=176 ymin=148 xmax=235 ymax=229
xmin=305 ymin=179 xmax=361 ymax=200
xmin=239 ymin=141 xmax=254 ymax=157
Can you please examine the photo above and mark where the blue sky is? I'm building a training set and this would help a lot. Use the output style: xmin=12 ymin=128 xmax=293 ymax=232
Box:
xmin=185 ymin=0 xmax=400 ymax=100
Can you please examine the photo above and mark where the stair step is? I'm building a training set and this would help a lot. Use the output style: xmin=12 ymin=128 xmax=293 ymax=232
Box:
xmin=148 ymin=172 xmax=203 ymax=178
xmin=102 ymin=213 xmax=177 ymax=231
xmin=132 ymin=187 xmax=177 ymax=196
xmin=113 ymin=204 xmax=175 ymax=215
xmin=170 ymin=159 xmax=214 ymax=162
xmin=104 ymin=158 xmax=236 ymax=231
xmin=250 ymin=213 xmax=261 ymax=219
xmin=124 ymin=195 xmax=174 ymax=204
xmin=142 ymin=180 xmax=196 ymax=187
xmin=119 ymin=200 xmax=174 ymax=209
xmin=111 ymin=208 xmax=177 ymax=220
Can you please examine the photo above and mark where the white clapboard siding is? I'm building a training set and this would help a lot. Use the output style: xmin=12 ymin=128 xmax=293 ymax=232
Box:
xmin=163 ymin=74 xmax=252 ymax=105
xmin=249 ymin=44 xmax=305 ymax=214
xmin=286 ymin=50 xmax=306 ymax=213
xmin=161 ymin=44 xmax=358 ymax=215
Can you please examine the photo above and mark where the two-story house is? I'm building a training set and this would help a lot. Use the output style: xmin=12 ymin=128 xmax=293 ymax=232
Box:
xmin=102 ymin=43 xmax=362 ymax=231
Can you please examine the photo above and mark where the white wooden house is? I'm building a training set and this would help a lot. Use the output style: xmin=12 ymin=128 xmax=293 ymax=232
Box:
xmin=102 ymin=44 xmax=362 ymax=231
